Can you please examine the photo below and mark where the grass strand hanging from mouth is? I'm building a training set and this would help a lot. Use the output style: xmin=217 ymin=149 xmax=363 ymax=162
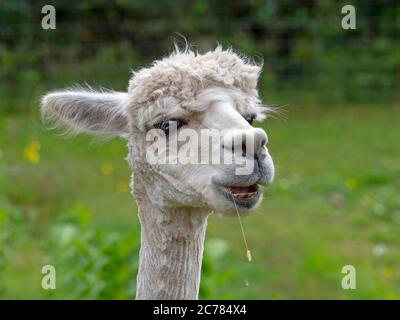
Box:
xmin=230 ymin=192 xmax=252 ymax=262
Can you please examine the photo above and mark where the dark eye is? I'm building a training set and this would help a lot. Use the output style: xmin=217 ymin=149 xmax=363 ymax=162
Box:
xmin=244 ymin=114 xmax=256 ymax=125
xmin=154 ymin=118 xmax=187 ymax=135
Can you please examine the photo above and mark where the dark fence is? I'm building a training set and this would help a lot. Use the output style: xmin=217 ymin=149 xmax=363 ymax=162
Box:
xmin=1 ymin=0 xmax=399 ymax=112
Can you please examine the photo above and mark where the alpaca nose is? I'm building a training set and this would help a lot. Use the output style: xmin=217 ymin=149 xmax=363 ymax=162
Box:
xmin=253 ymin=128 xmax=268 ymax=158
xmin=222 ymin=128 xmax=268 ymax=159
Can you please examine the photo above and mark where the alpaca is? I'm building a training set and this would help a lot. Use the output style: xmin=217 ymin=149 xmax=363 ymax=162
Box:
xmin=40 ymin=46 xmax=275 ymax=300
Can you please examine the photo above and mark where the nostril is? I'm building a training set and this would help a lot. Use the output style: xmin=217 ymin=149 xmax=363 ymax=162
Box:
xmin=254 ymin=130 xmax=268 ymax=159
xmin=241 ymin=141 xmax=246 ymax=157
xmin=260 ymin=135 xmax=267 ymax=147
xmin=222 ymin=132 xmax=265 ymax=158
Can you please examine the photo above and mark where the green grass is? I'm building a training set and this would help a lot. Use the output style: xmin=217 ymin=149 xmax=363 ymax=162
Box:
xmin=1 ymin=103 xmax=400 ymax=299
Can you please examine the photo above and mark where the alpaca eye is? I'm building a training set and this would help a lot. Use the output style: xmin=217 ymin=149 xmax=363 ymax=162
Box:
xmin=244 ymin=114 xmax=256 ymax=125
xmin=154 ymin=119 xmax=187 ymax=135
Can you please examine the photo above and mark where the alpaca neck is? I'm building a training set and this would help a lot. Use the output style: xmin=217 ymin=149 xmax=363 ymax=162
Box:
xmin=134 ymin=180 xmax=209 ymax=300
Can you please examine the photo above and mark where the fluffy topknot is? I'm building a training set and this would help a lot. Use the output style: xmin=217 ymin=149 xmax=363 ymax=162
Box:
xmin=127 ymin=46 xmax=262 ymax=110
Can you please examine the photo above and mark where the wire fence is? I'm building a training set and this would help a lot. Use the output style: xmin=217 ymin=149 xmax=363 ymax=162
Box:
xmin=1 ymin=0 xmax=399 ymax=112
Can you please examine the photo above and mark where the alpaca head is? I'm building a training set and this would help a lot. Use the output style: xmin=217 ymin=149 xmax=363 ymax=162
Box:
xmin=41 ymin=46 xmax=274 ymax=215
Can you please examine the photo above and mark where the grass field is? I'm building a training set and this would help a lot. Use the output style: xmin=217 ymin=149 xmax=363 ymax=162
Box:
xmin=1 ymin=102 xmax=400 ymax=299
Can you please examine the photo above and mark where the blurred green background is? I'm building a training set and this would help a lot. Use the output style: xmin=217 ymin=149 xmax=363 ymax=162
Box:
xmin=1 ymin=0 xmax=399 ymax=299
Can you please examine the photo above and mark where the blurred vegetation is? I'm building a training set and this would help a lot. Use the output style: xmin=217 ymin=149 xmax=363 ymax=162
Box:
xmin=1 ymin=0 xmax=400 ymax=113
xmin=1 ymin=105 xmax=400 ymax=299
xmin=1 ymin=1 xmax=400 ymax=299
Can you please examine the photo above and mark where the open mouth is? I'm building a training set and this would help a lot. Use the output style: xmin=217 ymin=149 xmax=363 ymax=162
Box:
xmin=215 ymin=183 xmax=261 ymax=208
xmin=227 ymin=184 xmax=259 ymax=200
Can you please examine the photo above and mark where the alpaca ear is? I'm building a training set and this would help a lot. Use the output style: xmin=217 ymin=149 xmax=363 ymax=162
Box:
xmin=40 ymin=89 xmax=129 ymax=136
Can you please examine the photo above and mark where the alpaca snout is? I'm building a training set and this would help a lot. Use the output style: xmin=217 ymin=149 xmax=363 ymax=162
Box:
xmin=221 ymin=128 xmax=268 ymax=161
xmin=256 ymin=147 xmax=275 ymax=186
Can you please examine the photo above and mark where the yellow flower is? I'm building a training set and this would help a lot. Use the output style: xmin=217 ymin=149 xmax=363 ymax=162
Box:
xmin=345 ymin=178 xmax=358 ymax=190
xmin=24 ymin=140 xmax=41 ymax=165
xmin=383 ymin=267 xmax=394 ymax=278
xmin=101 ymin=163 xmax=114 ymax=176
xmin=117 ymin=180 xmax=129 ymax=193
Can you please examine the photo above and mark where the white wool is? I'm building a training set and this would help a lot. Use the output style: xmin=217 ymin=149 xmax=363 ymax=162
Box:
xmin=128 ymin=46 xmax=262 ymax=109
